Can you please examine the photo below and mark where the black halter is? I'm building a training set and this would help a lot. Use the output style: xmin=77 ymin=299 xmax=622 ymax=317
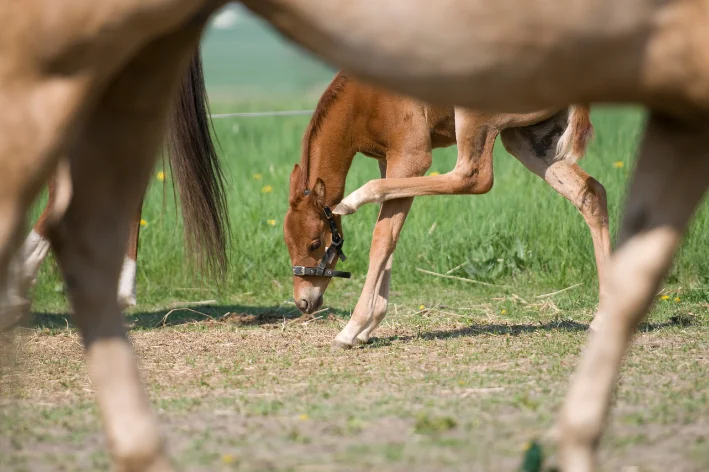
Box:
xmin=292 ymin=204 xmax=351 ymax=279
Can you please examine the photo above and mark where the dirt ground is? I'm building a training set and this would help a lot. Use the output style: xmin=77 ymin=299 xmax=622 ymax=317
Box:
xmin=1 ymin=300 xmax=708 ymax=471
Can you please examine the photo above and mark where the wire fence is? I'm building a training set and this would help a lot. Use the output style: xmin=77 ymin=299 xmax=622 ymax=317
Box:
xmin=210 ymin=110 xmax=314 ymax=119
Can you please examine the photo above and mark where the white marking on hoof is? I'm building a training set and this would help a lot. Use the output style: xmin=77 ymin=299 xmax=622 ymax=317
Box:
xmin=333 ymin=201 xmax=357 ymax=216
xmin=117 ymin=257 xmax=137 ymax=309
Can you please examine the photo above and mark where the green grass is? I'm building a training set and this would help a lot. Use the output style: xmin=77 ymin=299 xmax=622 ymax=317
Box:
xmin=27 ymin=104 xmax=709 ymax=314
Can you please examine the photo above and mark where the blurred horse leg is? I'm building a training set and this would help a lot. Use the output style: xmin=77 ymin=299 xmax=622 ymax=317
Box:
xmin=47 ymin=25 xmax=204 ymax=471
xmin=558 ymin=114 xmax=709 ymax=471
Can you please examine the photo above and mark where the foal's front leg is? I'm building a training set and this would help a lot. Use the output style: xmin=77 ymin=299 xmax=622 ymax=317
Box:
xmin=333 ymin=160 xmax=426 ymax=348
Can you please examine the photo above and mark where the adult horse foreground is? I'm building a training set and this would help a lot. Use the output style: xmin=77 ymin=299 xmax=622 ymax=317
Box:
xmin=237 ymin=1 xmax=709 ymax=471
xmin=0 ymin=2 xmax=229 ymax=470
xmin=0 ymin=1 xmax=705 ymax=471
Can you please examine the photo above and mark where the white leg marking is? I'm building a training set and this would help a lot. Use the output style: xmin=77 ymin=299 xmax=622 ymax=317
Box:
xmin=117 ymin=257 xmax=137 ymax=309
xmin=0 ymin=230 xmax=51 ymax=326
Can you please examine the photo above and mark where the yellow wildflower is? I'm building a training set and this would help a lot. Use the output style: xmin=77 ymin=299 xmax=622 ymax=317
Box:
xmin=261 ymin=185 xmax=273 ymax=193
xmin=140 ymin=219 xmax=148 ymax=227
xmin=660 ymin=295 xmax=670 ymax=301
xmin=298 ymin=414 xmax=310 ymax=421
xmin=419 ymin=304 xmax=425 ymax=310
xmin=429 ymin=171 xmax=441 ymax=176
xmin=253 ymin=173 xmax=263 ymax=181
xmin=156 ymin=171 xmax=165 ymax=181
xmin=612 ymin=161 xmax=624 ymax=169
xmin=221 ymin=454 xmax=236 ymax=464
xmin=501 ymin=309 xmax=508 ymax=315
xmin=674 ymin=297 xmax=681 ymax=302
xmin=267 ymin=219 xmax=276 ymax=226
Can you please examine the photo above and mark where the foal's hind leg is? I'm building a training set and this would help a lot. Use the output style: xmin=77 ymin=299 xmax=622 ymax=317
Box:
xmin=47 ymin=29 xmax=203 ymax=472
xmin=500 ymin=125 xmax=611 ymax=301
xmin=557 ymin=115 xmax=709 ymax=471
xmin=333 ymin=109 xmax=556 ymax=215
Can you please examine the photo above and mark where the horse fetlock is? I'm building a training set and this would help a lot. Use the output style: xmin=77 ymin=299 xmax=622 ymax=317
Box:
xmin=558 ymin=439 xmax=596 ymax=472
xmin=333 ymin=317 xmax=371 ymax=349
xmin=355 ymin=332 xmax=371 ymax=344
xmin=117 ymin=293 xmax=137 ymax=309
xmin=111 ymin=426 xmax=169 ymax=472
xmin=557 ymin=406 xmax=603 ymax=472
xmin=0 ymin=291 xmax=31 ymax=330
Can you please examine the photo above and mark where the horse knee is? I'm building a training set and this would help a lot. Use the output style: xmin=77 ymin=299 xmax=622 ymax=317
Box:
xmin=577 ymin=178 xmax=608 ymax=220
xmin=455 ymin=168 xmax=494 ymax=194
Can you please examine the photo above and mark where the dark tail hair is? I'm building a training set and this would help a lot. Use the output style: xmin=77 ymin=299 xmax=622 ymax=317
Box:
xmin=165 ymin=49 xmax=229 ymax=276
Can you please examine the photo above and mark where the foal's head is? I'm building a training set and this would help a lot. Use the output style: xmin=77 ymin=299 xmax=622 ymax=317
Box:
xmin=283 ymin=164 xmax=343 ymax=313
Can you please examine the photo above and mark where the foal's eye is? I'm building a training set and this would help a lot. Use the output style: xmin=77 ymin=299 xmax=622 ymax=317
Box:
xmin=309 ymin=240 xmax=322 ymax=252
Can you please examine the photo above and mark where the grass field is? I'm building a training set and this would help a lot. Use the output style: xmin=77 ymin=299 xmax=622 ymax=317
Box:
xmin=2 ymin=9 xmax=709 ymax=472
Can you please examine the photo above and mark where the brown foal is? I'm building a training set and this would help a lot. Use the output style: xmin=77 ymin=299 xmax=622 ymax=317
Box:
xmin=284 ymin=73 xmax=609 ymax=349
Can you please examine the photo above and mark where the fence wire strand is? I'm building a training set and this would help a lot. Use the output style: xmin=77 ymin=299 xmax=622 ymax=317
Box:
xmin=210 ymin=110 xmax=314 ymax=119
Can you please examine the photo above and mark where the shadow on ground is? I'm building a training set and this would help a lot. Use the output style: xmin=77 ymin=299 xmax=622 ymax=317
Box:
xmin=26 ymin=303 xmax=353 ymax=331
xmin=362 ymin=316 xmax=695 ymax=348
xmin=22 ymin=306 xmax=695 ymax=344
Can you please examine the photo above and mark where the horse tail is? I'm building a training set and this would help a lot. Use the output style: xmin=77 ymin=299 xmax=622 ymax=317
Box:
xmin=165 ymin=48 xmax=230 ymax=276
xmin=555 ymin=105 xmax=594 ymax=164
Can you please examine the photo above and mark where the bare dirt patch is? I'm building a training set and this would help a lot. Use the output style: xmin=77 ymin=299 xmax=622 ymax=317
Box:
xmin=2 ymin=304 xmax=708 ymax=471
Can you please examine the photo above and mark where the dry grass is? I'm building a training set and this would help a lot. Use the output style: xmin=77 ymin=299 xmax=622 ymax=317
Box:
xmin=2 ymin=292 xmax=708 ymax=471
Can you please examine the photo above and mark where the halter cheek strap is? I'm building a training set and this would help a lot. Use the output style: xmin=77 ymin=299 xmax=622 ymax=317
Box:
xmin=292 ymin=204 xmax=351 ymax=279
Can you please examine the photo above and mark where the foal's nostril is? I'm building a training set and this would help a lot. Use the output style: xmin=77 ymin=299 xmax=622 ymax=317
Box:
xmin=299 ymin=298 xmax=310 ymax=313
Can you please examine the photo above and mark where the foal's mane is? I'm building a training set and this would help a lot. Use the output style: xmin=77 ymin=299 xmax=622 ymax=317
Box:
xmin=299 ymin=72 xmax=348 ymax=192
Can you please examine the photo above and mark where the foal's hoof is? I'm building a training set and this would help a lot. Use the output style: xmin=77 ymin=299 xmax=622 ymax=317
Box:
xmin=331 ymin=339 xmax=354 ymax=350
xmin=117 ymin=294 xmax=137 ymax=310
xmin=354 ymin=336 xmax=371 ymax=345
xmin=333 ymin=202 xmax=357 ymax=216
xmin=0 ymin=295 xmax=31 ymax=331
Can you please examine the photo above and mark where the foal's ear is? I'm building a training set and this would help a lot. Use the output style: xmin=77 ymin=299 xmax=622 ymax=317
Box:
xmin=313 ymin=178 xmax=326 ymax=207
xmin=289 ymin=164 xmax=304 ymax=205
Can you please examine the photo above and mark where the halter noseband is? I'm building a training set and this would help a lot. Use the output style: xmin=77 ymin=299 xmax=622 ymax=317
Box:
xmin=292 ymin=200 xmax=351 ymax=279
